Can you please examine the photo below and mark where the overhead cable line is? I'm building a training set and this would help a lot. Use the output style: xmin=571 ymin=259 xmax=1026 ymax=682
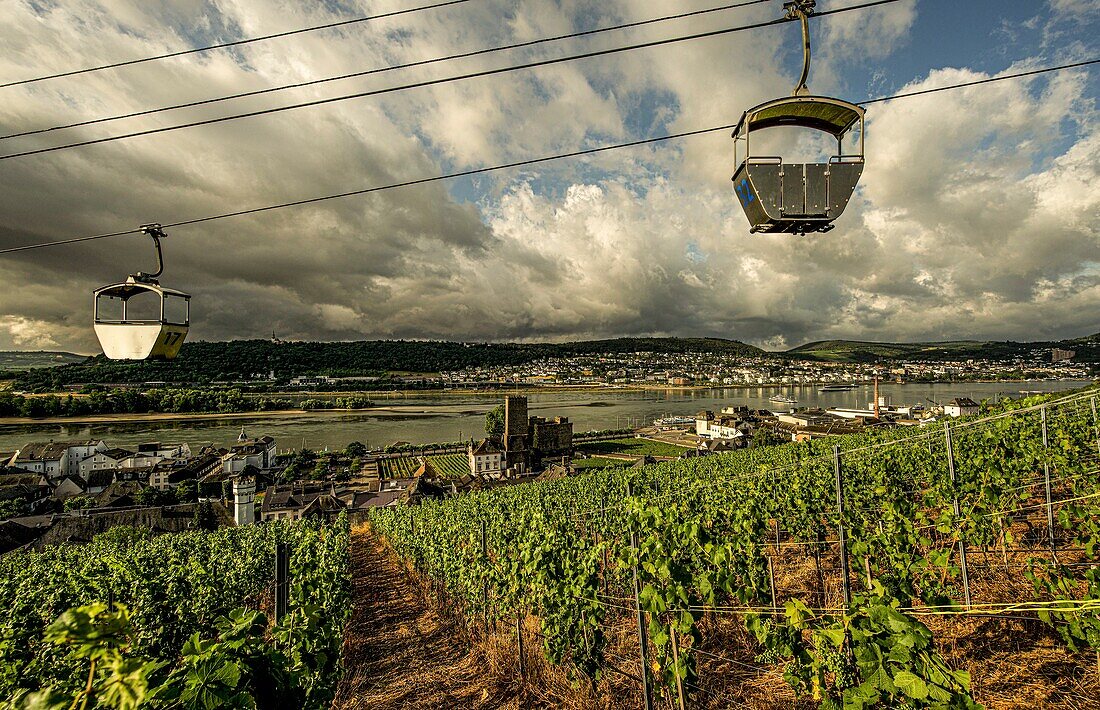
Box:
xmin=861 ymin=57 xmax=1100 ymax=104
xmin=1 ymin=0 xmax=774 ymax=141
xmin=0 ymin=0 xmax=476 ymax=89
xmin=0 ymin=54 xmax=1095 ymax=256
xmin=0 ymin=0 xmax=903 ymax=161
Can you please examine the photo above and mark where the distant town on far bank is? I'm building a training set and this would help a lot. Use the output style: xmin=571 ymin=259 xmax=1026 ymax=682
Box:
xmin=1 ymin=331 xmax=1096 ymax=394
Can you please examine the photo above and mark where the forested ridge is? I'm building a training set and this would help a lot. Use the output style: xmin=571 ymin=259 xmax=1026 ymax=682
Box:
xmin=5 ymin=332 xmax=1095 ymax=390
xmin=6 ymin=337 xmax=764 ymax=389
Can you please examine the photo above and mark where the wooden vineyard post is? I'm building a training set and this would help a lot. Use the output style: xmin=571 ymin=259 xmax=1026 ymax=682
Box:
xmin=833 ymin=446 xmax=851 ymax=609
xmin=1041 ymin=405 xmax=1058 ymax=562
xmin=771 ymin=468 xmax=781 ymax=554
xmin=669 ymin=623 xmax=687 ymax=710
xmin=516 ymin=612 xmax=526 ymax=682
xmin=768 ymin=555 xmax=779 ymax=618
xmin=601 ymin=489 xmax=609 ymax=596
xmin=944 ymin=422 xmax=971 ymax=610
xmin=481 ymin=519 xmax=489 ymax=635
xmin=627 ymin=483 xmax=654 ymax=710
xmin=1091 ymin=396 xmax=1100 ymax=459
xmin=813 ymin=532 xmax=826 ymax=609
xmin=274 ymin=542 xmax=290 ymax=624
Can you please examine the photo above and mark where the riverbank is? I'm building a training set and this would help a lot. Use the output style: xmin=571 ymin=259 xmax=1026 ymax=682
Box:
xmin=0 ymin=380 xmax=1090 ymax=455
xmin=0 ymin=405 xmax=455 ymax=427
xmin=0 ymin=378 xmax=1091 ymax=427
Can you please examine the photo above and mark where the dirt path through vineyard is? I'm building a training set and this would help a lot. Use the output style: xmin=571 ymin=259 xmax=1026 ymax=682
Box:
xmin=331 ymin=526 xmax=524 ymax=709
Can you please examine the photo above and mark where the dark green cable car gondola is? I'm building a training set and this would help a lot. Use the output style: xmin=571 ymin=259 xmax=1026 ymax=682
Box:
xmin=732 ymin=0 xmax=865 ymax=235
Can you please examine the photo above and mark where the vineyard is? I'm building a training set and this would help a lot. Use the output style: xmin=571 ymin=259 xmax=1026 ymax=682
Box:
xmin=379 ymin=453 xmax=469 ymax=479
xmin=380 ymin=456 xmax=421 ymax=478
xmin=575 ymin=437 xmax=694 ymax=459
xmin=0 ymin=516 xmax=350 ymax=709
xmin=429 ymin=454 xmax=472 ymax=478
xmin=574 ymin=456 xmax=630 ymax=471
xmin=372 ymin=387 xmax=1100 ymax=708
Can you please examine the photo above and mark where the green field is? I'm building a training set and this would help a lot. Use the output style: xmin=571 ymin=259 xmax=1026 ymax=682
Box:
xmin=572 ymin=456 xmax=629 ymax=470
xmin=574 ymin=437 xmax=691 ymax=459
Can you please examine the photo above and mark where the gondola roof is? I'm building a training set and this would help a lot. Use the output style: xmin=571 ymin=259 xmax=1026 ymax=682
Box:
xmin=732 ymin=96 xmax=864 ymax=140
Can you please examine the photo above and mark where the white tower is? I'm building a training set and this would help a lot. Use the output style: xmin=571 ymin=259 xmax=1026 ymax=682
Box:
xmin=232 ymin=476 xmax=256 ymax=526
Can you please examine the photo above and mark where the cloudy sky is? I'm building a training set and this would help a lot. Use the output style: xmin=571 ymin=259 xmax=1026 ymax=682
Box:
xmin=0 ymin=0 xmax=1097 ymax=353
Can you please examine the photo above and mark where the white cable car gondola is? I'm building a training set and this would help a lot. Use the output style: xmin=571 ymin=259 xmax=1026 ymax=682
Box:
xmin=93 ymin=224 xmax=190 ymax=360
xmin=731 ymin=0 xmax=865 ymax=235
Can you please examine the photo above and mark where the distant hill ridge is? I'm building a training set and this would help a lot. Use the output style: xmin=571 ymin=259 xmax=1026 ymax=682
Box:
xmin=6 ymin=337 xmax=765 ymax=388
xmin=5 ymin=332 xmax=1095 ymax=389
xmin=0 ymin=351 xmax=88 ymax=370
xmin=789 ymin=333 xmax=1100 ymax=363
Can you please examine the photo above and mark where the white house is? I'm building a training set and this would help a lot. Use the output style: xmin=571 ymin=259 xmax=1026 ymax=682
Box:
xmin=944 ymin=398 xmax=980 ymax=418
xmin=468 ymin=439 xmax=503 ymax=477
xmin=223 ymin=434 xmax=277 ymax=473
xmin=695 ymin=411 xmax=745 ymax=440
xmin=79 ymin=448 xmax=136 ymax=477
xmin=11 ymin=440 xmax=107 ymax=481
xmin=10 ymin=443 xmax=69 ymax=478
xmin=123 ymin=442 xmax=192 ymax=469
xmin=63 ymin=441 xmax=108 ymax=476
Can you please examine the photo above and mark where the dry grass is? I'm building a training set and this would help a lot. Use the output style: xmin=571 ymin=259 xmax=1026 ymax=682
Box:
xmin=334 ymin=523 xmax=1100 ymax=709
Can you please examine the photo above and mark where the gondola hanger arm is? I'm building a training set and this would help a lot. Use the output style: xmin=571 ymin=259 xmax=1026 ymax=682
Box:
xmin=136 ymin=223 xmax=167 ymax=281
xmin=784 ymin=0 xmax=815 ymax=96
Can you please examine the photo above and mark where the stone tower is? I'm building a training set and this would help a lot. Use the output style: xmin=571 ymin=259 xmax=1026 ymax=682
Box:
xmin=503 ymin=395 xmax=529 ymax=471
xmin=232 ymin=475 xmax=256 ymax=526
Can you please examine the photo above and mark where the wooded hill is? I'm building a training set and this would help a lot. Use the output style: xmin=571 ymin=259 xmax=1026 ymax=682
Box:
xmin=788 ymin=332 xmax=1100 ymax=363
xmin=6 ymin=337 xmax=765 ymax=389
xmin=5 ymin=332 xmax=1094 ymax=390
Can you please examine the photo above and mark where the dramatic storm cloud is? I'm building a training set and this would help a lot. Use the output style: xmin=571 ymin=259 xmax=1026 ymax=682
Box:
xmin=0 ymin=0 xmax=1096 ymax=353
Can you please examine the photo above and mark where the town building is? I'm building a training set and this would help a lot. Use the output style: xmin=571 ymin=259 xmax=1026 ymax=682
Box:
xmin=62 ymin=441 xmax=109 ymax=477
xmin=944 ymin=398 xmax=980 ymax=418
xmin=9 ymin=443 xmax=69 ymax=478
xmin=260 ymin=483 xmax=347 ymax=522
xmin=695 ymin=411 xmax=747 ymax=441
xmin=468 ymin=439 xmax=504 ymax=477
xmin=149 ymin=454 xmax=221 ymax=490
xmin=9 ymin=441 xmax=107 ymax=481
xmin=1051 ymin=348 xmax=1075 ymax=363
xmin=529 ymin=416 xmax=573 ymax=468
xmin=223 ymin=431 xmax=277 ymax=473
xmin=78 ymin=448 xmax=136 ymax=476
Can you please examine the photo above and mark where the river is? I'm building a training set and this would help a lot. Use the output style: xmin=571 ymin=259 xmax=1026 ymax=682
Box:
xmin=0 ymin=380 xmax=1091 ymax=454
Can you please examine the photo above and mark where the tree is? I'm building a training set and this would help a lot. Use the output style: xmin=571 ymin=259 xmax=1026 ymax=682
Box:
xmin=751 ymin=427 xmax=788 ymax=448
xmin=345 ymin=441 xmax=367 ymax=458
xmin=173 ymin=481 xmax=198 ymax=503
xmin=485 ymin=404 xmax=505 ymax=438
xmin=193 ymin=501 xmax=217 ymax=530
xmin=63 ymin=496 xmax=96 ymax=512
xmin=0 ymin=498 xmax=25 ymax=519
xmin=136 ymin=486 xmax=162 ymax=507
